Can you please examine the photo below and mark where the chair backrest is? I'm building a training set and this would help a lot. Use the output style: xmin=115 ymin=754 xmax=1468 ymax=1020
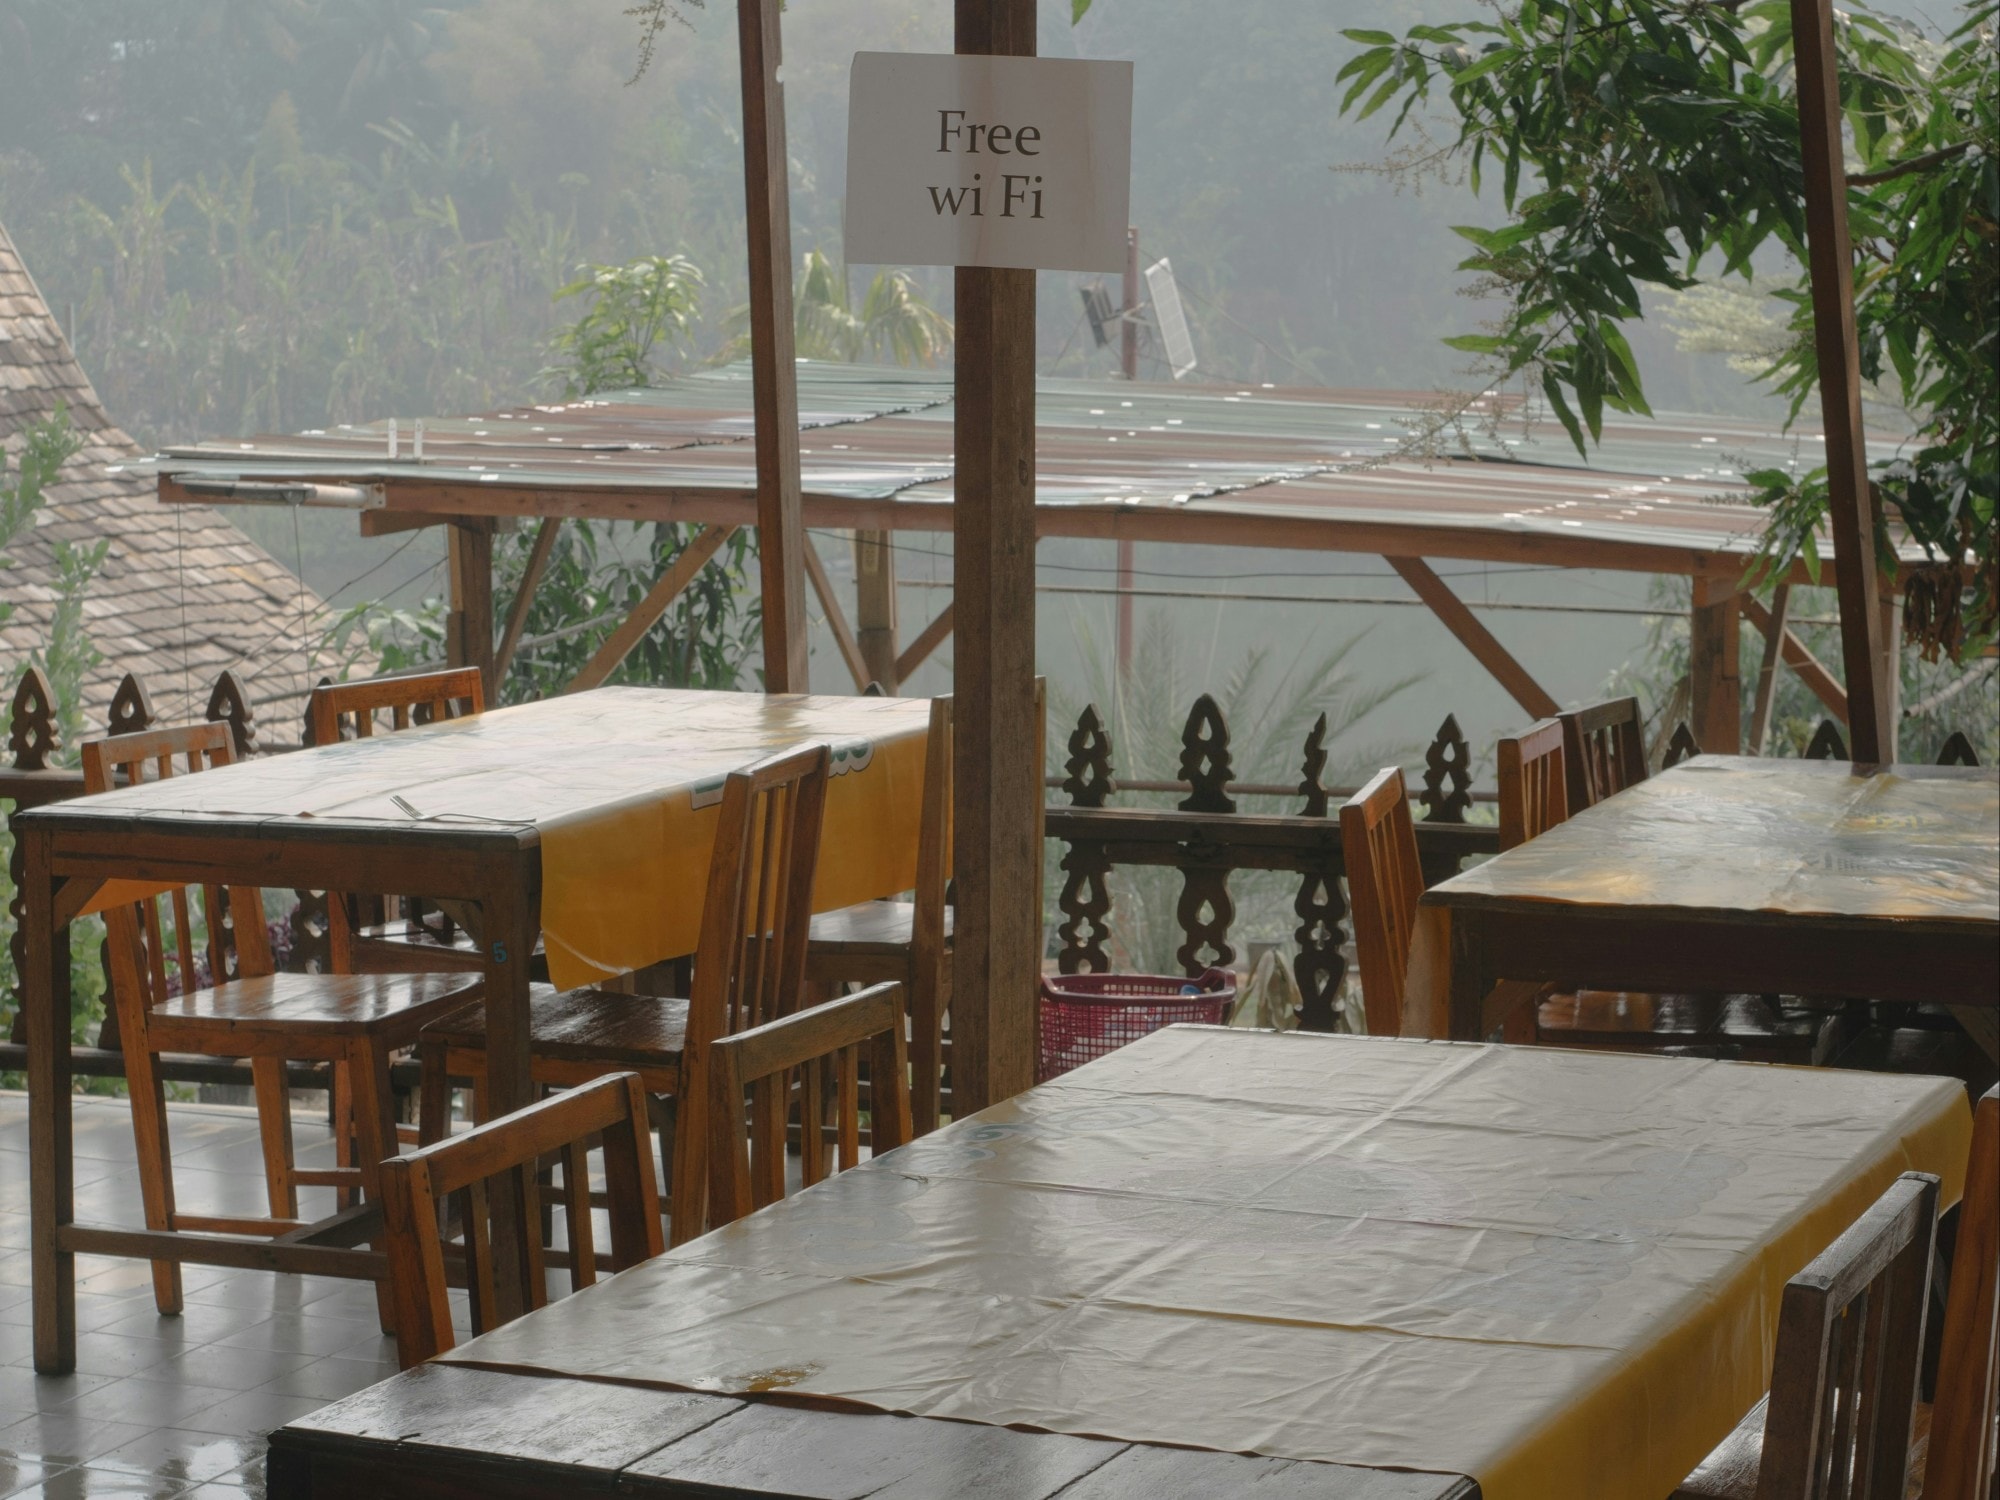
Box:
xmin=709 ymin=980 xmax=912 ymax=1229
xmin=82 ymin=724 xmax=276 ymax=1025
xmin=307 ymin=667 xmax=486 ymax=965
xmin=1339 ymin=767 xmax=1423 ymax=1038
xmin=381 ymin=1072 xmax=663 ymax=1367
xmin=1928 ymin=1086 xmax=1999 ymax=1500
xmin=1558 ymin=696 xmax=1648 ymax=811
xmin=308 ymin=666 xmax=484 ymax=747
xmin=670 ymin=741 xmax=832 ymax=1244
xmin=1757 ymin=1171 xmax=1941 ymax=1500
xmin=1497 ymin=718 xmax=1569 ymax=852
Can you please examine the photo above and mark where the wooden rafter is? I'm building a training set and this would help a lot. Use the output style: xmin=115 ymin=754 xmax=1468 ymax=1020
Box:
xmin=1387 ymin=556 xmax=1558 ymax=720
xmin=895 ymin=603 xmax=955 ymax=687
xmin=803 ymin=534 xmax=870 ymax=692
xmin=493 ymin=518 xmax=563 ymax=685
xmin=562 ymin=525 xmax=735 ymax=694
xmin=1749 ymin=583 xmax=1792 ymax=754
xmin=1741 ymin=593 xmax=1849 ymax=724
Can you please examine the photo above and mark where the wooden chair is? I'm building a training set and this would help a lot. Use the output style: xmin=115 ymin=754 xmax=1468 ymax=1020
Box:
xmin=1497 ymin=718 xmax=1569 ymax=851
xmin=805 ymin=695 xmax=952 ymax=1137
xmin=709 ymin=980 xmax=912 ymax=1228
xmin=382 ymin=1071 xmax=664 ymax=1367
xmin=81 ymin=723 xmax=483 ymax=1318
xmin=1675 ymin=1171 xmax=1944 ymax=1500
xmin=308 ymin=668 xmax=489 ymax=977
xmin=418 ymin=742 xmax=832 ymax=1244
xmin=1339 ymin=767 xmax=1425 ymax=1039
xmin=1496 ymin=720 xmax=1842 ymax=1065
xmin=1559 ymin=696 xmax=1648 ymax=812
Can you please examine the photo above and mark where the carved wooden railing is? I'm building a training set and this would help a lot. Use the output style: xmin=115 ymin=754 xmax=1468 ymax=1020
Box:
xmin=1045 ymin=698 xmax=1502 ymax=1032
xmin=0 ymin=666 xmax=333 ymax=1086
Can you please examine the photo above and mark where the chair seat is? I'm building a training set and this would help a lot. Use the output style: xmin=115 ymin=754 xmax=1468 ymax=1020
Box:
xmin=807 ymin=900 xmax=950 ymax=954
xmin=146 ymin=971 xmax=481 ymax=1053
xmin=426 ymin=985 xmax=689 ymax=1071
xmin=1674 ymin=1393 xmax=1931 ymax=1498
xmin=1538 ymin=992 xmax=1844 ymax=1064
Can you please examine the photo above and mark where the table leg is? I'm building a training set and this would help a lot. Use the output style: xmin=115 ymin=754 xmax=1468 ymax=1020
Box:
xmin=25 ymin=829 xmax=75 ymax=1374
xmin=478 ymin=852 xmax=540 ymax=1320
xmin=1447 ymin=907 xmax=1494 ymax=1043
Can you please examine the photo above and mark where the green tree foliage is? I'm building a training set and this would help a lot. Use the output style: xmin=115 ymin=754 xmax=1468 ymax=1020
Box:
xmin=1336 ymin=0 xmax=1999 ymax=659
xmin=544 ymin=254 xmax=705 ymax=397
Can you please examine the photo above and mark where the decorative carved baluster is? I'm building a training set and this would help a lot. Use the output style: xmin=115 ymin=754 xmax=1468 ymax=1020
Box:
xmin=1055 ymin=706 xmax=1116 ymax=973
xmin=1062 ymin=704 xmax=1116 ymax=807
xmin=1172 ymin=697 xmax=1236 ymax=973
xmin=1177 ymin=694 xmax=1235 ymax=813
xmin=1418 ymin=714 xmax=1472 ymax=823
xmin=1935 ymin=731 xmax=1979 ymax=767
xmin=205 ymin=670 xmax=259 ymax=758
xmin=106 ymin=673 xmax=154 ymax=737
xmin=1662 ymin=721 xmax=1703 ymax=768
xmin=1804 ymin=719 xmax=1849 ymax=761
xmin=9 ymin=667 xmax=58 ymax=770
xmin=6 ymin=670 xmax=59 ymax=1038
xmin=1292 ymin=714 xmax=1346 ymax=1030
xmin=287 ymin=892 xmax=332 ymax=975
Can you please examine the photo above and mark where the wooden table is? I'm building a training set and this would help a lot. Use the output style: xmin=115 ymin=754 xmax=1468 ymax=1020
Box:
xmin=269 ymin=1028 xmax=1969 ymax=1500
xmin=15 ymin=687 xmax=931 ymax=1376
xmin=1420 ymin=756 xmax=2000 ymax=1051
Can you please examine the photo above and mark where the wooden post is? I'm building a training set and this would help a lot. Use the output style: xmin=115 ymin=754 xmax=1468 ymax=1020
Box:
xmin=1790 ymin=0 xmax=1891 ymax=762
xmin=952 ymin=0 xmax=1041 ymax=1115
xmin=737 ymin=0 xmax=810 ymax=693
xmin=854 ymin=530 xmax=900 ymax=690
xmin=445 ymin=522 xmax=495 ymax=700
xmin=1116 ymin=228 xmax=1138 ymax=675
xmin=1690 ymin=577 xmax=1743 ymax=754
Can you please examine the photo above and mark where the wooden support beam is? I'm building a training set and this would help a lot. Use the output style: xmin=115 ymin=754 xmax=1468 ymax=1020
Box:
xmin=1749 ymin=583 xmax=1792 ymax=754
xmin=736 ymin=0 xmax=809 ymax=693
xmin=1386 ymin=556 xmax=1558 ymax=719
xmin=1879 ymin=588 xmax=1902 ymax=762
xmin=445 ymin=523 xmax=496 ymax=701
xmin=493 ymin=518 xmax=562 ymax=686
xmin=896 ymin=604 xmax=955 ymax=684
xmin=1741 ymin=593 xmax=1849 ymax=724
xmin=854 ymin=530 xmax=900 ymax=690
xmin=952 ymin=0 xmax=1041 ymax=1117
xmin=803 ymin=534 xmax=870 ymax=692
xmin=563 ymin=525 xmax=735 ymax=694
xmin=1791 ymin=0 xmax=1891 ymax=762
xmin=1690 ymin=577 xmax=1743 ymax=754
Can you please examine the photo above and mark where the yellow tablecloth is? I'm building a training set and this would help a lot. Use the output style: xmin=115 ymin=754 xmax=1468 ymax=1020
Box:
xmin=443 ymin=1028 xmax=1971 ymax=1500
xmin=71 ymin=688 xmax=932 ymax=989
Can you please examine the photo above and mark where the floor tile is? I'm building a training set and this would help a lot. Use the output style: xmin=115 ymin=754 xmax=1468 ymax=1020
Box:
xmin=89 ymin=1429 xmax=262 ymax=1488
xmin=131 ymin=1351 xmax=312 ymax=1399
xmin=212 ymin=1315 xmax=383 ymax=1361
xmin=0 ymin=1411 xmax=155 ymax=1465
xmin=35 ymin=1337 xmax=173 ymax=1384
xmin=93 ymin=1305 xmax=274 ymax=1350
xmin=0 ymin=1455 xmax=58 ymax=1498
xmin=11 ymin=1462 xmax=188 ymax=1497
xmin=174 ymin=1391 xmax=323 ymax=1441
xmin=60 ymin=1378 xmax=234 ymax=1434
xmin=0 ymin=1369 xmax=115 ymax=1419
xmin=260 ymin=1358 xmax=394 ymax=1404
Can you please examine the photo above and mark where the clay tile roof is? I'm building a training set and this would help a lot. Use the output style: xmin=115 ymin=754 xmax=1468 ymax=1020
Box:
xmin=0 ymin=217 xmax=336 ymax=745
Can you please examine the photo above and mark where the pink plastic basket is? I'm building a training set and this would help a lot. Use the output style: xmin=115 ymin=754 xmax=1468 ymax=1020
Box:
xmin=1036 ymin=969 xmax=1236 ymax=1082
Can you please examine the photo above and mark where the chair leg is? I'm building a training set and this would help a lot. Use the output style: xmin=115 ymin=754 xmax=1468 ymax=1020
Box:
xmin=347 ymin=1040 xmax=403 ymax=1335
xmin=122 ymin=1045 xmax=183 ymax=1316
xmin=417 ymin=1043 xmax=450 ymax=1146
xmin=251 ymin=1057 xmax=300 ymax=1221
xmin=331 ymin=1061 xmax=356 ymax=1211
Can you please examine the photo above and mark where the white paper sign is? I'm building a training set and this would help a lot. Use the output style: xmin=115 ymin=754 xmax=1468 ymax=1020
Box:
xmin=845 ymin=52 xmax=1133 ymax=274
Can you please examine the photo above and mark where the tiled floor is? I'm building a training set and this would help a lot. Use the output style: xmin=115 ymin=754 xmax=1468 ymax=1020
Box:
xmin=0 ymin=1092 xmax=426 ymax=1498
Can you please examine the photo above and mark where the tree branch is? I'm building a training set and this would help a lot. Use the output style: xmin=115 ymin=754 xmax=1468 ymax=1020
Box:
xmin=1847 ymin=141 xmax=1973 ymax=188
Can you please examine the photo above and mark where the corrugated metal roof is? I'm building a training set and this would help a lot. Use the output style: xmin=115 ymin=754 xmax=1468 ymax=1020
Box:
xmin=141 ymin=363 xmax=1914 ymax=576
